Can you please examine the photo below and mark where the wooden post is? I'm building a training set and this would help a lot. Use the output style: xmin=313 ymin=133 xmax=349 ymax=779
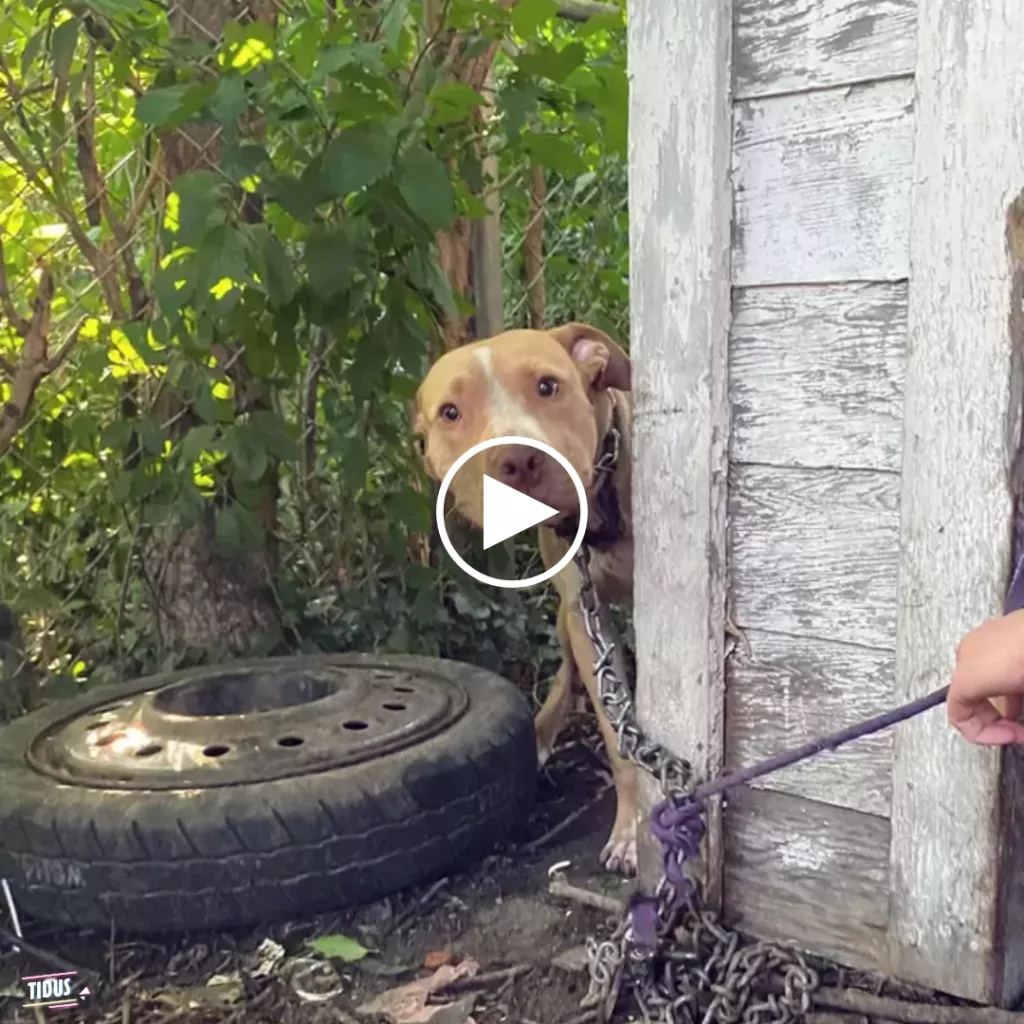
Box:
xmin=628 ymin=0 xmax=733 ymax=903
xmin=470 ymin=67 xmax=504 ymax=340
xmin=889 ymin=0 xmax=1024 ymax=1006
xmin=524 ymin=164 xmax=546 ymax=329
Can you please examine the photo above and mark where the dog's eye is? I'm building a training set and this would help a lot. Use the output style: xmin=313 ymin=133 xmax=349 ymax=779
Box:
xmin=439 ymin=403 xmax=460 ymax=422
xmin=537 ymin=376 xmax=559 ymax=398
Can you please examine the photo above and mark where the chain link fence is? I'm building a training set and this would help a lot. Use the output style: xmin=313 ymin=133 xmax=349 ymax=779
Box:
xmin=500 ymin=157 xmax=629 ymax=341
xmin=0 ymin=0 xmax=628 ymax=719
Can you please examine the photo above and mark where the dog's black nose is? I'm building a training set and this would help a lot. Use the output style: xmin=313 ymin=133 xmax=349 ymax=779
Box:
xmin=491 ymin=445 xmax=542 ymax=488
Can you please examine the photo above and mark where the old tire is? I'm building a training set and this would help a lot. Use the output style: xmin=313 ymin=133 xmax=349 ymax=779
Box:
xmin=0 ymin=654 xmax=535 ymax=934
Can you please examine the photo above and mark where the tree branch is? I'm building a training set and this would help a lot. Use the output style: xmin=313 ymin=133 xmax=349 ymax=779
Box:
xmin=555 ymin=0 xmax=618 ymax=22
xmin=0 ymin=124 xmax=127 ymax=321
xmin=0 ymin=267 xmax=70 ymax=456
xmin=0 ymin=237 xmax=30 ymax=336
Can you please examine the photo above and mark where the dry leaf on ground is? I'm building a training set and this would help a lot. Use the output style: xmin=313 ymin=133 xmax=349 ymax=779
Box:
xmin=356 ymin=958 xmax=480 ymax=1024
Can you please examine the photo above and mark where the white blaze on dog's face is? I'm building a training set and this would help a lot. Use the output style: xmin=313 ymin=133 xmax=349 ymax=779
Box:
xmin=414 ymin=323 xmax=631 ymax=529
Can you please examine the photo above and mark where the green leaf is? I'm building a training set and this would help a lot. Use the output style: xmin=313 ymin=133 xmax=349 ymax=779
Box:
xmin=516 ymin=42 xmax=587 ymax=84
xmin=397 ymin=147 xmax=455 ymax=231
xmin=136 ymin=417 xmax=165 ymax=456
xmin=181 ymin=424 xmax=218 ymax=464
xmin=499 ymin=82 xmax=539 ymax=139
xmin=84 ymin=0 xmax=138 ymax=14
xmin=215 ymin=504 xmax=244 ymax=553
xmin=209 ymin=74 xmax=248 ymax=125
xmin=243 ymin=332 xmax=276 ymax=379
xmin=141 ymin=503 xmax=175 ymax=525
xmin=51 ymin=17 xmax=80 ymax=81
xmin=276 ymin=329 xmax=300 ymax=378
xmin=21 ymin=28 xmax=45 ymax=77
xmin=135 ymin=84 xmax=191 ymax=126
xmin=304 ymin=226 xmax=355 ymax=302
xmin=379 ymin=0 xmax=409 ymax=53
xmin=221 ymin=141 xmax=270 ymax=183
xmin=265 ymin=173 xmax=315 ymax=223
xmin=511 ymin=0 xmax=559 ymax=38
xmin=223 ymin=425 xmax=269 ymax=484
xmin=111 ymin=470 xmax=132 ymax=503
xmin=389 ymin=486 xmax=431 ymax=532
xmin=322 ymin=123 xmax=394 ymax=199
xmin=426 ymin=82 xmax=483 ymax=126
xmin=522 ymin=132 xmax=587 ymax=177
xmin=340 ymin=434 xmax=370 ymax=490
xmin=250 ymin=410 xmax=299 ymax=462
xmin=100 ymin=420 xmax=134 ymax=451
xmin=260 ymin=234 xmax=297 ymax=308
xmin=349 ymin=327 xmax=391 ymax=402
xmin=407 ymin=249 xmax=457 ymax=320
xmin=307 ymin=934 xmax=370 ymax=963
xmin=290 ymin=18 xmax=325 ymax=78
xmin=317 ymin=41 xmax=385 ymax=77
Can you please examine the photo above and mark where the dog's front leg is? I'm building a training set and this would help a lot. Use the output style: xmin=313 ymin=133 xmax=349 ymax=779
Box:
xmin=565 ymin=603 xmax=639 ymax=877
xmin=535 ymin=604 xmax=578 ymax=767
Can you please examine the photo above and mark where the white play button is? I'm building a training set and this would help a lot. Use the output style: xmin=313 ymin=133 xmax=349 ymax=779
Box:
xmin=481 ymin=475 xmax=559 ymax=550
xmin=435 ymin=435 xmax=588 ymax=589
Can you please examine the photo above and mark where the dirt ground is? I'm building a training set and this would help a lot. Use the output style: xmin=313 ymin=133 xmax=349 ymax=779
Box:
xmin=0 ymin=716 xmax=629 ymax=1024
xmin=0 ymin=708 xmax=1013 ymax=1024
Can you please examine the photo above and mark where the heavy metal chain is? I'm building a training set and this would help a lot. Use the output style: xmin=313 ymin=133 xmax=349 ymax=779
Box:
xmin=573 ymin=545 xmax=819 ymax=1024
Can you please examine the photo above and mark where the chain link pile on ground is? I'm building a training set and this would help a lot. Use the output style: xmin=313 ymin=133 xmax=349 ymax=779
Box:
xmin=572 ymin=546 xmax=819 ymax=1024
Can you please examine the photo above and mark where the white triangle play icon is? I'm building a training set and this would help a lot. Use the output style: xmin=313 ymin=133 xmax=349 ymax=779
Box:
xmin=482 ymin=475 xmax=560 ymax=550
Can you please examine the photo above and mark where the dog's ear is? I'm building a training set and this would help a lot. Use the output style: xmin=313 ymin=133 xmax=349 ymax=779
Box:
xmin=410 ymin=398 xmax=433 ymax=474
xmin=549 ymin=322 xmax=631 ymax=392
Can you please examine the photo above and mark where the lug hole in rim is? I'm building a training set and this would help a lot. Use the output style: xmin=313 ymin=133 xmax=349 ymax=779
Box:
xmin=382 ymin=702 xmax=407 ymax=712
xmin=203 ymin=745 xmax=230 ymax=758
xmin=393 ymin=685 xmax=414 ymax=694
xmin=343 ymin=720 xmax=369 ymax=731
xmin=277 ymin=736 xmax=304 ymax=748
xmin=135 ymin=743 xmax=163 ymax=758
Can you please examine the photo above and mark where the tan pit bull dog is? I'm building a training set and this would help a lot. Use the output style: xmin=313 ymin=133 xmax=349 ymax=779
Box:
xmin=413 ymin=322 xmax=638 ymax=875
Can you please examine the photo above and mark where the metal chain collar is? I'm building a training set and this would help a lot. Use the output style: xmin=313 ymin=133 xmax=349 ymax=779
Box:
xmin=573 ymin=545 xmax=820 ymax=1023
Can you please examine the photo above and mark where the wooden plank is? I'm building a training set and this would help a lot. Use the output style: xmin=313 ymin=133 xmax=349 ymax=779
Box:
xmin=726 ymin=628 xmax=894 ymax=817
xmin=723 ymin=787 xmax=890 ymax=971
xmin=732 ymin=77 xmax=914 ymax=288
xmin=889 ymin=0 xmax=1024 ymax=1005
xmin=734 ymin=0 xmax=917 ymax=100
xmin=730 ymin=282 xmax=907 ymax=472
xmin=628 ymin=0 xmax=732 ymax=905
xmin=729 ymin=464 xmax=900 ymax=650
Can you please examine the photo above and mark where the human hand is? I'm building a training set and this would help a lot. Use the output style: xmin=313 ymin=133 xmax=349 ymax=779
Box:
xmin=948 ymin=609 xmax=1024 ymax=744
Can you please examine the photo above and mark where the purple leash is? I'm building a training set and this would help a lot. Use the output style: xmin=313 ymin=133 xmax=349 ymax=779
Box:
xmin=628 ymin=552 xmax=1024 ymax=952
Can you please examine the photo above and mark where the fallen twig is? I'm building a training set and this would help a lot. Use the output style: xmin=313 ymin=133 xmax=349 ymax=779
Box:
xmin=0 ymin=923 xmax=99 ymax=983
xmin=383 ymin=876 xmax=450 ymax=938
xmin=433 ymin=964 xmax=532 ymax=996
xmin=523 ymin=784 xmax=612 ymax=854
xmin=547 ymin=878 xmax=626 ymax=916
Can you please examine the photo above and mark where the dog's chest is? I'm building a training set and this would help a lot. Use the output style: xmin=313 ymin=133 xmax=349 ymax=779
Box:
xmin=587 ymin=540 xmax=633 ymax=604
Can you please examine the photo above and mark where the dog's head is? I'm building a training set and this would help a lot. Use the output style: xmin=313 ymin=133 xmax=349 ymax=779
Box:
xmin=413 ymin=322 xmax=630 ymax=529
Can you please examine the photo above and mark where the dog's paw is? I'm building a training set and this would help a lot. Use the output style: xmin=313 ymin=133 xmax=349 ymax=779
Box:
xmin=600 ymin=820 xmax=638 ymax=877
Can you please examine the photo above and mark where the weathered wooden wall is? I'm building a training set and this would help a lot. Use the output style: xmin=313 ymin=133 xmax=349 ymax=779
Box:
xmin=725 ymin=0 xmax=915 ymax=976
xmin=629 ymin=0 xmax=732 ymax=907
xmin=888 ymin=0 xmax=1024 ymax=1003
xmin=630 ymin=0 xmax=1024 ymax=1006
